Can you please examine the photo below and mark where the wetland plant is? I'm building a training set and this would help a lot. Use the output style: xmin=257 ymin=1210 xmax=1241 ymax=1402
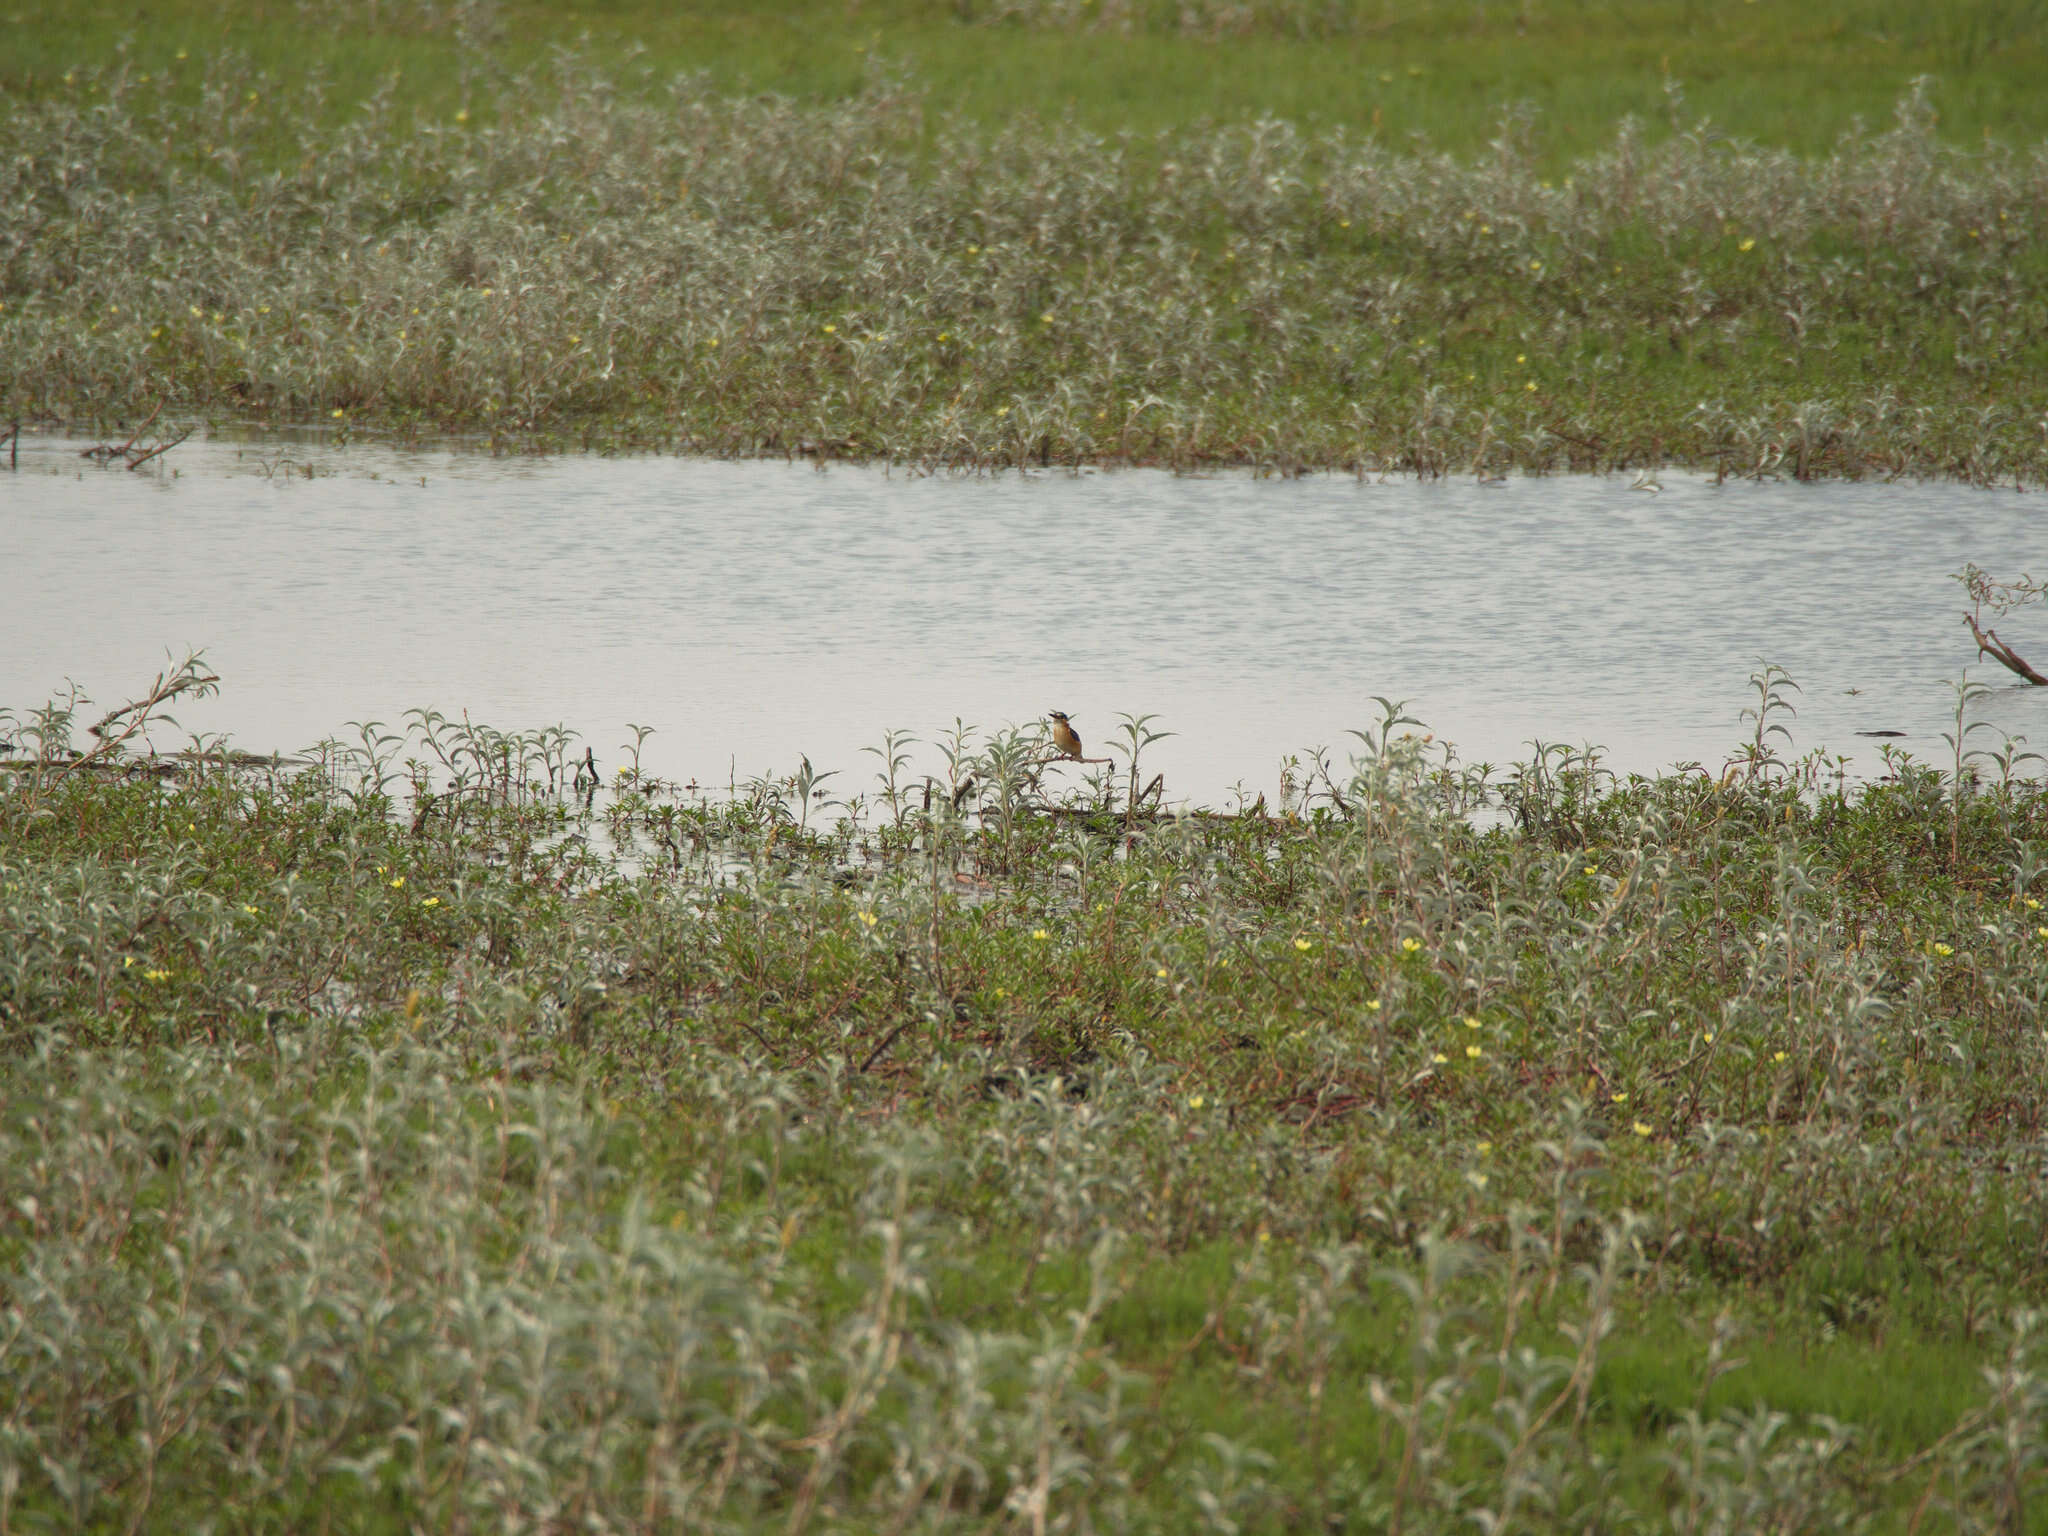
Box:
xmin=6 ymin=664 xmax=2048 ymax=1525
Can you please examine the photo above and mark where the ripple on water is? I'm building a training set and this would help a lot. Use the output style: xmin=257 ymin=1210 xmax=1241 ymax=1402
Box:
xmin=3 ymin=433 xmax=2042 ymax=805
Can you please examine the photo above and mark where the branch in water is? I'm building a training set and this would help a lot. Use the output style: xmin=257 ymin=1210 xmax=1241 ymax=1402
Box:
xmin=1964 ymin=612 xmax=2048 ymax=686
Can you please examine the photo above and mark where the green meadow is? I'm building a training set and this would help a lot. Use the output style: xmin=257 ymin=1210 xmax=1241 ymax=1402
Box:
xmin=4 ymin=0 xmax=2046 ymax=474
xmin=7 ymin=2 xmax=2048 ymax=1528
xmin=6 ymin=665 xmax=2048 ymax=1528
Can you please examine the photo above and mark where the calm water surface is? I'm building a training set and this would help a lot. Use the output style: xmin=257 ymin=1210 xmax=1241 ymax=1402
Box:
xmin=4 ymin=433 xmax=2042 ymax=805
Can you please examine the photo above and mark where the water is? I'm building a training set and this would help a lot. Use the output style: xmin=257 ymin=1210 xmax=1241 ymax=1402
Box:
xmin=4 ymin=431 xmax=2043 ymax=806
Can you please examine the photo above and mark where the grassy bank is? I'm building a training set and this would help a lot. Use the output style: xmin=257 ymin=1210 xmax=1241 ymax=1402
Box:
xmin=4 ymin=4 xmax=2048 ymax=477
xmin=12 ymin=0 xmax=2048 ymax=156
xmin=5 ymin=671 xmax=2048 ymax=1527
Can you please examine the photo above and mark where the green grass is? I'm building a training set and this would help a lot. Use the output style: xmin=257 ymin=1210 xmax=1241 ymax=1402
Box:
xmin=4 ymin=0 xmax=2047 ymax=474
xmin=9 ymin=0 xmax=2048 ymax=160
xmin=6 ymin=668 xmax=2048 ymax=1527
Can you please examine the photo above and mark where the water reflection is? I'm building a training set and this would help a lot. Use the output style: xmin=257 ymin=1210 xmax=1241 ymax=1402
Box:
xmin=3 ymin=431 xmax=2042 ymax=806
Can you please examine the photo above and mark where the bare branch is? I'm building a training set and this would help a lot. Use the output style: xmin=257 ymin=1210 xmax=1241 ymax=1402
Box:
xmin=44 ymin=654 xmax=222 ymax=791
xmin=1964 ymin=612 xmax=2048 ymax=686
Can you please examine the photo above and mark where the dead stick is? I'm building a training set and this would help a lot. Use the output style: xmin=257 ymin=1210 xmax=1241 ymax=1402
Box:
xmin=50 ymin=663 xmax=219 ymax=790
xmin=1964 ymin=612 xmax=2048 ymax=685
xmin=80 ymin=403 xmax=161 ymax=461
xmin=126 ymin=426 xmax=192 ymax=470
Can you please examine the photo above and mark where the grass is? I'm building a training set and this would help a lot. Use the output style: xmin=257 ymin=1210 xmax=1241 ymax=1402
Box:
xmin=6 ymin=662 xmax=2048 ymax=1527
xmin=3 ymin=0 xmax=2047 ymax=476
xmin=9 ymin=0 xmax=2048 ymax=158
xmin=6 ymin=3 xmax=2048 ymax=1523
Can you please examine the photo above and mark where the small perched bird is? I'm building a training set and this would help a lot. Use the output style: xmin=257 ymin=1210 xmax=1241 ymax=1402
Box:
xmin=1048 ymin=711 xmax=1082 ymax=759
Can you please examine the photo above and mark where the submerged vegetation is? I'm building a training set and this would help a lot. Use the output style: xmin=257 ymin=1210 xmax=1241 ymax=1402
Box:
xmin=3 ymin=5 xmax=2047 ymax=477
xmin=5 ymin=665 xmax=2048 ymax=1527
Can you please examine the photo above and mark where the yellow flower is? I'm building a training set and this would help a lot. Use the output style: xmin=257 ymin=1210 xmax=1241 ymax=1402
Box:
xmin=1432 ymin=1052 xmax=1448 ymax=1064
xmin=144 ymin=968 xmax=171 ymax=982
xmin=1294 ymin=937 xmax=1312 ymax=951
xmin=1739 ymin=238 xmax=1755 ymax=252
xmin=189 ymin=305 xmax=202 ymax=318
xmin=1039 ymin=312 xmax=1054 ymax=324
xmin=1611 ymin=1091 xmax=1627 ymax=1103
xmin=2037 ymin=927 xmax=2048 ymax=940
xmin=1703 ymin=1031 xmax=1715 ymax=1043
xmin=1365 ymin=999 xmax=1381 ymax=1012
xmin=242 ymin=904 xmax=259 ymax=916
xmin=455 ymin=109 xmax=469 ymax=123
xmin=1465 ymin=1044 xmax=1482 ymax=1059
xmin=1475 ymin=1140 xmax=1491 ymax=1154
xmin=124 ymin=956 xmax=136 ymax=969
xmin=995 ymin=405 xmax=1010 ymax=417
xmin=1401 ymin=937 xmax=1422 ymax=954
xmin=1530 ymin=260 xmax=1542 ymax=272
xmin=1516 ymin=354 xmax=1526 ymax=364
xmin=1188 ymin=1094 xmax=1205 ymax=1109
xmin=1156 ymin=967 xmax=1169 ymax=978
xmin=2024 ymin=898 xmax=2040 ymax=910
xmin=966 ymin=244 xmax=979 ymax=255
xmin=1339 ymin=218 xmax=1351 ymax=228
xmin=421 ymin=897 xmax=440 ymax=908
xmin=1773 ymin=1050 xmax=1788 ymax=1063
xmin=1468 ymin=1171 xmax=1490 ymax=1190
xmin=1583 ymin=865 xmax=1598 ymax=875
xmin=1525 ymin=381 xmax=1538 ymax=391
xmin=389 ymin=875 xmax=405 ymax=889
xmin=859 ymin=910 xmax=877 ymax=927
xmin=993 ymin=987 xmax=1006 ymax=999
xmin=1632 ymin=1121 xmax=1652 ymax=1137
xmin=331 ymin=408 xmax=345 ymax=418
xmin=822 ymin=323 xmax=837 ymax=334
xmin=1933 ymin=942 xmax=1954 ymax=957
xmin=1031 ymin=928 xmax=1049 ymax=941
xmin=1464 ymin=1016 xmax=1482 ymax=1029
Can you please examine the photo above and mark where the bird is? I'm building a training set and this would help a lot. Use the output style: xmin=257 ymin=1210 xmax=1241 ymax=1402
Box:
xmin=1048 ymin=711 xmax=1082 ymax=759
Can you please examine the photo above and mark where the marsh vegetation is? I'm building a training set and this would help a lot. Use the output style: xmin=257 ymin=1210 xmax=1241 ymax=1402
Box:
xmin=6 ymin=668 xmax=2048 ymax=1528
xmin=7 ymin=1 xmax=2048 ymax=1526
xmin=4 ymin=9 xmax=2047 ymax=477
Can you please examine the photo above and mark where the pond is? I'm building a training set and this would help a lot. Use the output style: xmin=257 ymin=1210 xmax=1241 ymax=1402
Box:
xmin=4 ymin=430 xmax=2043 ymax=806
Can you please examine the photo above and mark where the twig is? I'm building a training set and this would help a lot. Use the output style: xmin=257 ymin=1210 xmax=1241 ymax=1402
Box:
xmin=857 ymin=1017 xmax=918 ymax=1074
xmin=1964 ymin=612 xmax=2048 ymax=685
xmin=126 ymin=426 xmax=193 ymax=470
xmin=44 ymin=656 xmax=221 ymax=792
xmin=79 ymin=404 xmax=162 ymax=461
